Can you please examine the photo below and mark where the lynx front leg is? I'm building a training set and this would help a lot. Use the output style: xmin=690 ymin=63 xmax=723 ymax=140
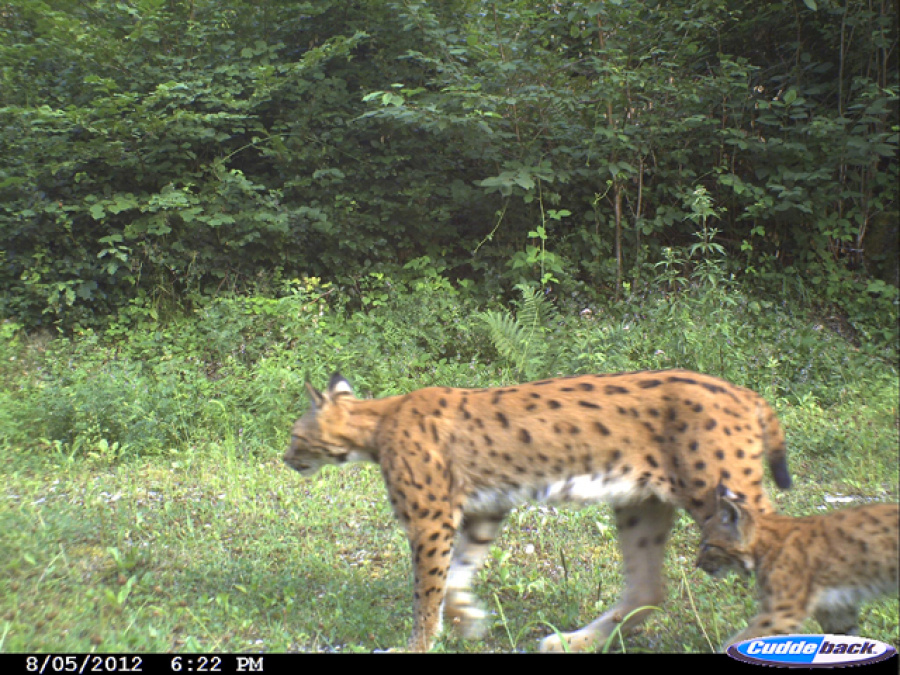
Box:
xmin=405 ymin=518 xmax=460 ymax=652
xmin=540 ymin=497 xmax=675 ymax=652
xmin=444 ymin=513 xmax=506 ymax=639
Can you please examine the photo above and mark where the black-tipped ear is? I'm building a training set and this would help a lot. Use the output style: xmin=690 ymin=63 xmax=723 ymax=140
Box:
xmin=305 ymin=381 xmax=325 ymax=410
xmin=327 ymin=372 xmax=354 ymax=397
xmin=716 ymin=486 xmax=745 ymax=530
xmin=721 ymin=498 xmax=742 ymax=527
xmin=715 ymin=481 xmax=741 ymax=503
xmin=715 ymin=481 xmax=729 ymax=499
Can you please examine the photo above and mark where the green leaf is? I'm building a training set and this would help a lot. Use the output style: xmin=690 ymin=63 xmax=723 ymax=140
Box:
xmin=89 ymin=204 xmax=106 ymax=221
xmin=513 ymin=173 xmax=535 ymax=190
xmin=107 ymin=194 xmax=138 ymax=214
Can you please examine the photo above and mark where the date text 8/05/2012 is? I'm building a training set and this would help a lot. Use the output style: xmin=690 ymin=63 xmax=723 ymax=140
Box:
xmin=22 ymin=655 xmax=266 ymax=674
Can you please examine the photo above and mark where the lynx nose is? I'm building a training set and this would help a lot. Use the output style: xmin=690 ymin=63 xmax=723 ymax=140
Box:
xmin=283 ymin=445 xmax=305 ymax=471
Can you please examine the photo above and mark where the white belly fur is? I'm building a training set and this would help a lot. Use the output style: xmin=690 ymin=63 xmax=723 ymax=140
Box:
xmin=465 ymin=472 xmax=650 ymax=514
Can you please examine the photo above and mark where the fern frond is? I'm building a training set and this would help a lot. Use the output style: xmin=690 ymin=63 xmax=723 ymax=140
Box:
xmin=480 ymin=286 xmax=557 ymax=380
xmin=515 ymin=286 xmax=546 ymax=332
xmin=480 ymin=310 xmax=527 ymax=365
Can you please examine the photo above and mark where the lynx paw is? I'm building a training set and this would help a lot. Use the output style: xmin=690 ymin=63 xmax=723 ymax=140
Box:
xmin=444 ymin=592 xmax=489 ymax=639
xmin=539 ymin=628 xmax=604 ymax=653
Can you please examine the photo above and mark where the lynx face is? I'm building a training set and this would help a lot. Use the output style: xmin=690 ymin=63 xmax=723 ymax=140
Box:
xmin=697 ymin=489 xmax=757 ymax=578
xmin=284 ymin=369 xmax=792 ymax=652
xmin=697 ymin=543 xmax=755 ymax=578
xmin=284 ymin=374 xmax=376 ymax=476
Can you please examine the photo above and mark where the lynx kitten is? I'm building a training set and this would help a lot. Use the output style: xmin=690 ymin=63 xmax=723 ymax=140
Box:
xmin=698 ymin=486 xmax=899 ymax=649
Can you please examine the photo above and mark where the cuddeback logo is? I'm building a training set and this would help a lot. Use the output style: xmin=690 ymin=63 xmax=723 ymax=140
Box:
xmin=727 ymin=634 xmax=897 ymax=668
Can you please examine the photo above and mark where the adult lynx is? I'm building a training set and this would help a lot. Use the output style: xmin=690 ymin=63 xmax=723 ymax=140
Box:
xmin=285 ymin=370 xmax=791 ymax=651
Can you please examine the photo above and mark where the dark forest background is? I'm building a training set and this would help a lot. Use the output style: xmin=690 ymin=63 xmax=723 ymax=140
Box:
xmin=1 ymin=0 xmax=897 ymax=339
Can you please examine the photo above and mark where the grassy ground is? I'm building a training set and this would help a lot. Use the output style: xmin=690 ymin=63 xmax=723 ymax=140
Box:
xmin=2 ymin=404 xmax=897 ymax=654
xmin=1 ymin=283 xmax=898 ymax=654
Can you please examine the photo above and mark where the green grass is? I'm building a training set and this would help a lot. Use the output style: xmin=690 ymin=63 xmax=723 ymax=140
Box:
xmin=1 ymin=429 xmax=897 ymax=653
xmin=1 ymin=280 xmax=897 ymax=653
xmin=1 ymin=447 xmax=399 ymax=652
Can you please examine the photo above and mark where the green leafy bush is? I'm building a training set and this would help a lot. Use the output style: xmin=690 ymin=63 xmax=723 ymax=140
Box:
xmin=1 ymin=0 xmax=895 ymax=341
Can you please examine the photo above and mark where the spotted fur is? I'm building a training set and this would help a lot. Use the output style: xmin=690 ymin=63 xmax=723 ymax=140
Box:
xmin=284 ymin=369 xmax=792 ymax=652
xmin=698 ymin=486 xmax=899 ymax=650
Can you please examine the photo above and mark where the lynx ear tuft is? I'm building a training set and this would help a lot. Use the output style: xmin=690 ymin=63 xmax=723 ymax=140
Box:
xmin=327 ymin=372 xmax=354 ymax=397
xmin=715 ymin=481 xmax=740 ymax=502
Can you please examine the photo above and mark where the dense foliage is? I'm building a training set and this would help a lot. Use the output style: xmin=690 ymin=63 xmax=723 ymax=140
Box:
xmin=1 ymin=0 xmax=897 ymax=338
xmin=2 ymin=270 xmax=897 ymax=461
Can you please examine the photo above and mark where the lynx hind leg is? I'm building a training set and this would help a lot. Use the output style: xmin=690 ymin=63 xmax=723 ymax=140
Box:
xmin=813 ymin=604 xmax=860 ymax=636
xmin=540 ymin=498 xmax=675 ymax=652
xmin=444 ymin=513 xmax=506 ymax=639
